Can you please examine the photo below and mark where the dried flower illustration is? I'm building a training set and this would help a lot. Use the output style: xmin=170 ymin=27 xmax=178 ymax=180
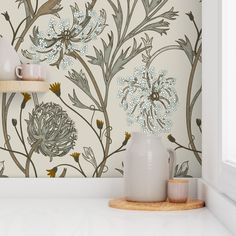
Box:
xmin=21 ymin=93 xmax=31 ymax=109
xmin=12 ymin=119 xmax=17 ymax=127
xmin=23 ymin=3 xmax=106 ymax=69
xmin=1 ymin=11 xmax=10 ymax=21
xmin=70 ymin=152 xmax=80 ymax=163
xmin=118 ymin=66 xmax=178 ymax=133
xmin=82 ymin=147 xmax=97 ymax=169
xmin=49 ymin=82 xmax=61 ymax=97
xmin=96 ymin=120 xmax=104 ymax=130
xmin=47 ymin=167 xmax=58 ymax=177
xmin=167 ymin=134 xmax=176 ymax=143
xmin=122 ymin=132 xmax=131 ymax=146
xmin=26 ymin=102 xmax=77 ymax=159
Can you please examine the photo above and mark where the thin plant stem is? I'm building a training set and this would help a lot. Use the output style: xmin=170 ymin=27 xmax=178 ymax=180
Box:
xmin=174 ymin=141 xmax=202 ymax=153
xmin=0 ymin=146 xmax=28 ymax=158
xmin=2 ymin=94 xmax=25 ymax=174
xmin=194 ymin=29 xmax=202 ymax=55
xmin=69 ymin=51 xmax=104 ymax=109
xmin=68 ymin=51 xmax=111 ymax=177
xmin=190 ymin=86 xmax=202 ymax=114
xmin=147 ymin=45 xmax=182 ymax=68
xmin=12 ymin=17 xmax=28 ymax=45
xmin=77 ymin=159 xmax=87 ymax=177
xmin=59 ymin=97 xmax=105 ymax=156
xmin=56 ymin=164 xmax=86 ymax=177
xmin=186 ymin=43 xmax=202 ymax=165
xmin=34 ymin=0 xmax=39 ymax=15
xmin=93 ymin=145 xmax=126 ymax=177
xmin=14 ymin=126 xmax=23 ymax=143
xmin=20 ymin=108 xmax=29 ymax=156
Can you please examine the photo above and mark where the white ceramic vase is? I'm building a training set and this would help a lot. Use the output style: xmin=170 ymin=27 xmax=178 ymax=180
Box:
xmin=0 ymin=36 xmax=20 ymax=80
xmin=124 ymin=132 xmax=176 ymax=202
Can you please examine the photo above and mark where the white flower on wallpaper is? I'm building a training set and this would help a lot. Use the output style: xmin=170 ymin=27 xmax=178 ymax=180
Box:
xmin=118 ymin=65 xmax=178 ymax=133
xmin=22 ymin=3 xmax=106 ymax=69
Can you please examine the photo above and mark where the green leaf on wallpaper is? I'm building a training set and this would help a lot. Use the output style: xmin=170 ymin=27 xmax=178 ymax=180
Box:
xmin=82 ymin=147 xmax=97 ymax=169
xmin=36 ymin=0 xmax=63 ymax=18
xmin=141 ymin=0 xmax=149 ymax=15
xmin=66 ymin=69 xmax=91 ymax=96
xmin=149 ymin=0 xmax=162 ymax=13
xmin=115 ymin=168 xmax=124 ymax=175
xmin=59 ymin=168 xmax=67 ymax=177
xmin=30 ymin=26 xmax=55 ymax=48
xmin=158 ymin=7 xmax=179 ymax=20
xmin=70 ymin=3 xmax=80 ymax=25
xmin=68 ymin=89 xmax=93 ymax=110
xmin=15 ymin=0 xmax=24 ymax=9
xmin=174 ymin=161 xmax=192 ymax=178
xmin=141 ymin=0 xmax=162 ymax=15
xmin=107 ymin=0 xmax=123 ymax=39
xmin=87 ymin=46 xmax=104 ymax=67
xmin=176 ymin=36 xmax=194 ymax=64
xmin=21 ymin=49 xmax=37 ymax=61
xmin=0 ymin=161 xmax=4 ymax=176
xmin=0 ymin=161 xmax=8 ymax=178
xmin=101 ymin=32 xmax=114 ymax=66
xmin=138 ymin=20 xmax=170 ymax=35
xmin=110 ymin=38 xmax=148 ymax=79
xmin=87 ymin=32 xmax=114 ymax=72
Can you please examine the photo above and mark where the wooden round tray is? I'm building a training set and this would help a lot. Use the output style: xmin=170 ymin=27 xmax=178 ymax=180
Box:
xmin=109 ymin=198 xmax=205 ymax=211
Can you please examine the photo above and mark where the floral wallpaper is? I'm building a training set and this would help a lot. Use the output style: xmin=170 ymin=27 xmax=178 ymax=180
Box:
xmin=0 ymin=0 xmax=201 ymax=178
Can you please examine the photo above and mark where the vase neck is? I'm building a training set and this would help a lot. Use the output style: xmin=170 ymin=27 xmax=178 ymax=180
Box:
xmin=131 ymin=132 xmax=161 ymax=141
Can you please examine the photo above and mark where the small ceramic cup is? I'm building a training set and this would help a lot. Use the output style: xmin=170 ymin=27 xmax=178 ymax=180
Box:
xmin=167 ymin=179 xmax=188 ymax=203
xmin=15 ymin=64 xmax=46 ymax=81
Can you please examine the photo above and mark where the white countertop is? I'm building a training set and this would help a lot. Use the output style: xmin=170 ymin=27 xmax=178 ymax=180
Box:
xmin=0 ymin=198 xmax=232 ymax=236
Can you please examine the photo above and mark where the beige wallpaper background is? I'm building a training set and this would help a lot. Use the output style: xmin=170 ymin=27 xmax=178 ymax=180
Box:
xmin=0 ymin=0 xmax=202 ymax=178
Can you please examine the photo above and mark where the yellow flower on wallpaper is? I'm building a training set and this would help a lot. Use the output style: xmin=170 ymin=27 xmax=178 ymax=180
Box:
xmin=70 ymin=152 xmax=80 ymax=163
xmin=47 ymin=167 xmax=57 ymax=178
xmin=49 ymin=82 xmax=61 ymax=97
xmin=21 ymin=93 xmax=31 ymax=109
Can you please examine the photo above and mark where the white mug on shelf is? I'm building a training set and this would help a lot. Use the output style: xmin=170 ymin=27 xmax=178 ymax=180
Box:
xmin=15 ymin=64 xmax=47 ymax=81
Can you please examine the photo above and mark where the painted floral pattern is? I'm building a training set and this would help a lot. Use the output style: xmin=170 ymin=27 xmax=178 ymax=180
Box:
xmin=23 ymin=3 xmax=106 ymax=68
xmin=0 ymin=0 xmax=201 ymax=178
xmin=26 ymin=102 xmax=77 ymax=159
xmin=118 ymin=66 xmax=178 ymax=133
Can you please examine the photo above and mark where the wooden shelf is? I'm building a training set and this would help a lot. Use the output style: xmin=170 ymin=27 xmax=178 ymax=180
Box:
xmin=109 ymin=198 xmax=205 ymax=211
xmin=0 ymin=80 xmax=49 ymax=93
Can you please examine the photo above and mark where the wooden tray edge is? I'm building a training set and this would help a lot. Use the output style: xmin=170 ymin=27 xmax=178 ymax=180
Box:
xmin=109 ymin=198 xmax=205 ymax=211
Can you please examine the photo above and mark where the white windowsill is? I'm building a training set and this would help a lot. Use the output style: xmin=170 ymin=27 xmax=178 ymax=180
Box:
xmin=198 ymin=178 xmax=236 ymax=235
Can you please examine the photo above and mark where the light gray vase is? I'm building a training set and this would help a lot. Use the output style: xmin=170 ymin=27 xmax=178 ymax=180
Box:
xmin=0 ymin=36 xmax=20 ymax=80
xmin=124 ymin=132 xmax=176 ymax=202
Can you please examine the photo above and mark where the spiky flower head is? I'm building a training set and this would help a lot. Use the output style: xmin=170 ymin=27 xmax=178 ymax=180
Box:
xmin=26 ymin=102 xmax=77 ymax=160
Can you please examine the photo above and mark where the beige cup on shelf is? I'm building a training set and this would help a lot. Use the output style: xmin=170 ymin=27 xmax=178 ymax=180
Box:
xmin=15 ymin=64 xmax=47 ymax=81
xmin=167 ymin=179 xmax=188 ymax=203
